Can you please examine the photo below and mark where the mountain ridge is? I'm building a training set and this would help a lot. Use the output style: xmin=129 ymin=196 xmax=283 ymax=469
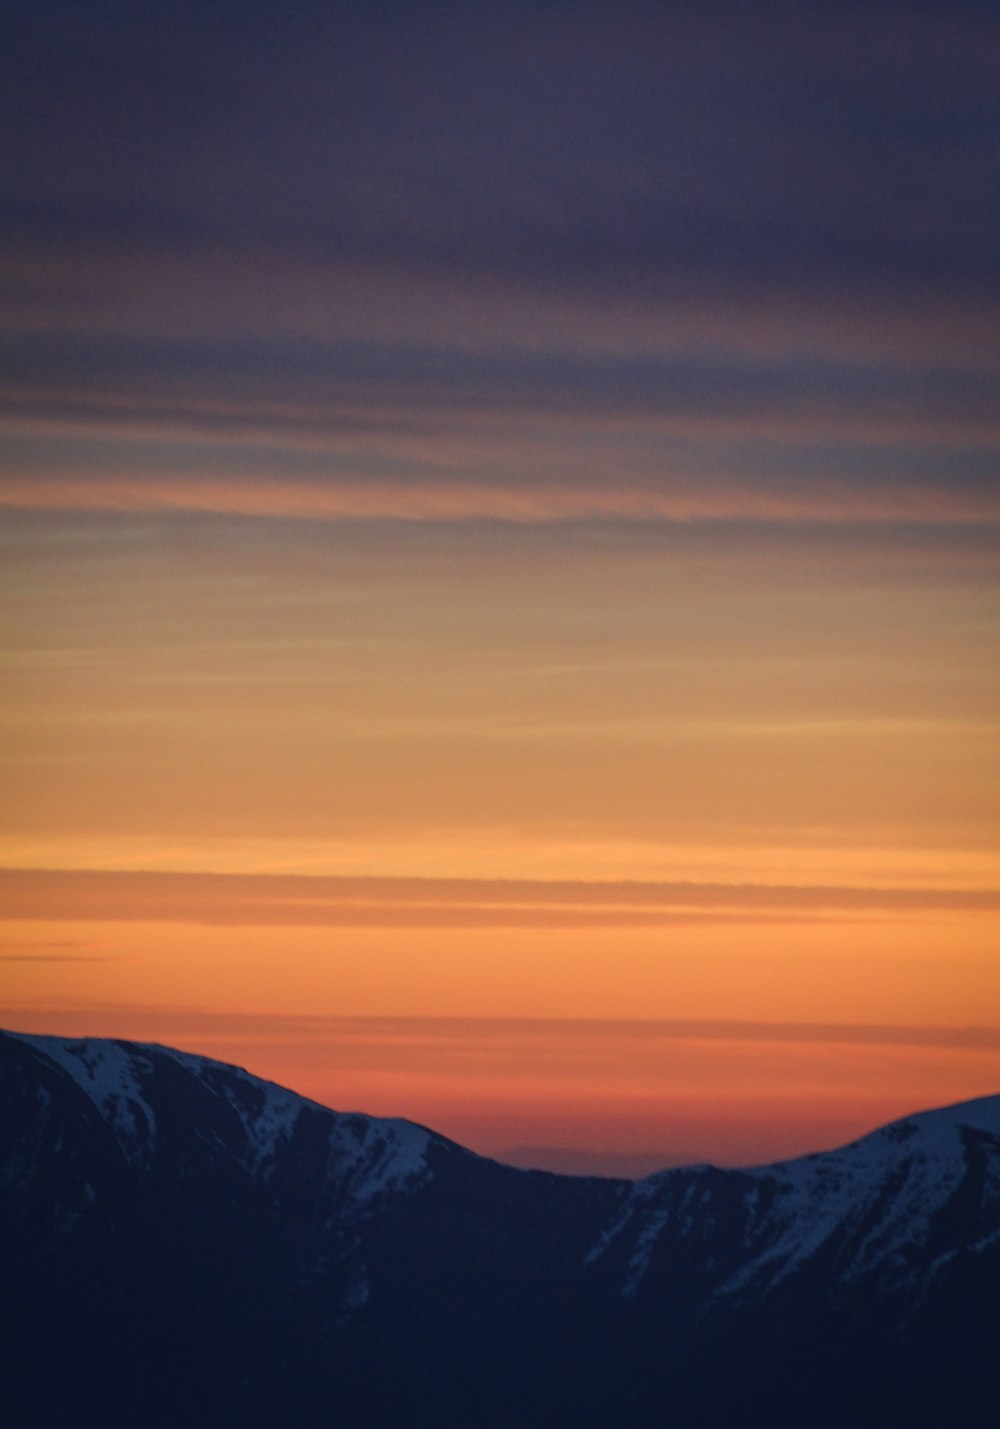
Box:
xmin=3 ymin=1028 xmax=998 ymax=1428
xmin=12 ymin=1023 xmax=998 ymax=1178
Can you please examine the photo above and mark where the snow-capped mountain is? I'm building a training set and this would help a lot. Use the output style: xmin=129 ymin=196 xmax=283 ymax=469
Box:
xmin=587 ymin=1091 xmax=1000 ymax=1312
xmin=3 ymin=1029 xmax=997 ymax=1428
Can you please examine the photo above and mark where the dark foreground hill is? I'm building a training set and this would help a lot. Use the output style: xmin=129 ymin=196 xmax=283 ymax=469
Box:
xmin=2 ymin=1029 xmax=998 ymax=1428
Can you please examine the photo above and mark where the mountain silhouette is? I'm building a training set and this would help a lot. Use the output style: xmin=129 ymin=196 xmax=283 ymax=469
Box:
xmin=3 ymin=1029 xmax=997 ymax=1428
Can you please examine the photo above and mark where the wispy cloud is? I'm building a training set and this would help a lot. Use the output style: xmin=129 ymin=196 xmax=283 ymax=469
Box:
xmin=1 ymin=868 xmax=996 ymax=929
xmin=4 ymin=333 xmax=998 ymax=428
xmin=3 ymin=1004 xmax=999 ymax=1054
xmin=0 ymin=954 xmax=114 ymax=962
xmin=3 ymin=329 xmax=996 ymax=529
xmin=6 ymin=476 xmax=1000 ymax=528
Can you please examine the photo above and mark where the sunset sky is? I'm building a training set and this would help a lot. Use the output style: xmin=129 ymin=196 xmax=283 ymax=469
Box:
xmin=2 ymin=0 xmax=999 ymax=1175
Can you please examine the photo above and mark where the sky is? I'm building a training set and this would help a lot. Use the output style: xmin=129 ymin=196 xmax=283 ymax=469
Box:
xmin=2 ymin=0 xmax=999 ymax=1175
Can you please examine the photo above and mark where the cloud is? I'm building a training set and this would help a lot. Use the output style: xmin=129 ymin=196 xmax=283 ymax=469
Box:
xmin=0 ymin=954 xmax=114 ymax=962
xmin=2 ymin=332 xmax=998 ymax=532
xmin=1 ymin=868 xmax=996 ymax=929
xmin=5 ymin=475 xmax=1000 ymax=530
xmin=3 ymin=1003 xmax=999 ymax=1054
xmin=4 ymin=332 xmax=998 ymax=438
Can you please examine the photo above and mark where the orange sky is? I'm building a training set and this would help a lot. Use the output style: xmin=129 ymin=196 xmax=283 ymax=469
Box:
xmin=2 ymin=507 xmax=998 ymax=1171
xmin=3 ymin=2 xmax=999 ymax=1174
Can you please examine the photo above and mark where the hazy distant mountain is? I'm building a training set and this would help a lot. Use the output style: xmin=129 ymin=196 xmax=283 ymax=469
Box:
xmin=3 ymin=1029 xmax=997 ymax=1428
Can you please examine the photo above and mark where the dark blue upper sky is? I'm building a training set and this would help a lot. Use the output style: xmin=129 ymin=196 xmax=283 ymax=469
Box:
xmin=2 ymin=0 xmax=998 ymax=519
xmin=6 ymin=1 xmax=998 ymax=293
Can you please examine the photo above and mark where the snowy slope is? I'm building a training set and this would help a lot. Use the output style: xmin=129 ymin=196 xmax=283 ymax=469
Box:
xmin=2 ymin=1029 xmax=998 ymax=1429
xmin=584 ymin=1093 xmax=1000 ymax=1319
xmin=4 ymin=1029 xmax=436 ymax=1213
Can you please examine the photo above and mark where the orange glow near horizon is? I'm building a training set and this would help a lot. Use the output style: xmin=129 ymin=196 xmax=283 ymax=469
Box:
xmin=2 ymin=478 xmax=998 ymax=1172
xmin=3 ymin=977 xmax=999 ymax=1173
xmin=3 ymin=870 xmax=998 ymax=1171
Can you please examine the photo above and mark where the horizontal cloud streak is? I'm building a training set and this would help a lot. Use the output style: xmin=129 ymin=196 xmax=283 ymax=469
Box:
xmin=2 ymin=869 xmax=996 ymax=929
xmin=3 ymin=329 xmax=996 ymax=531
xmin=4 ymin=333 xmax=998 ymax=436
xmin=0 ymin=954 xmax=113 ymax=962
xmin=3 ymin=1005 xmax=999 ymax=1054
xmin=5 ymin=475 xmax=1000 ymax=528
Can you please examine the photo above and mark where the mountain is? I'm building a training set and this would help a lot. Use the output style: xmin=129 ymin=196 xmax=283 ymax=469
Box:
xmin=2 ymin=1029 xmax=998 ymax=1428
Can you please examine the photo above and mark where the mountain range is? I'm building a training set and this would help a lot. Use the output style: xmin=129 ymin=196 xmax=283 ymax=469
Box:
xmin=2 ymin=1028 xmax=997 ymax=1427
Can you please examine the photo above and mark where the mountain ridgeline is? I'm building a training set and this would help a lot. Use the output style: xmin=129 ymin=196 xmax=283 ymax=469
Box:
xmin=2 ymin=1029 xmax=998 ymax=1427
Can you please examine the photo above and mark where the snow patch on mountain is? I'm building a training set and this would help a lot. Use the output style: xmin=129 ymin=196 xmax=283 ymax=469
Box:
xmin=11 ymin=1031 xmax=158 ymax=1165
xmin=326 ymin=1116 xmax=433 ymax=1216
xmin=181 ymin=1054 xmax=305 ymax=1171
